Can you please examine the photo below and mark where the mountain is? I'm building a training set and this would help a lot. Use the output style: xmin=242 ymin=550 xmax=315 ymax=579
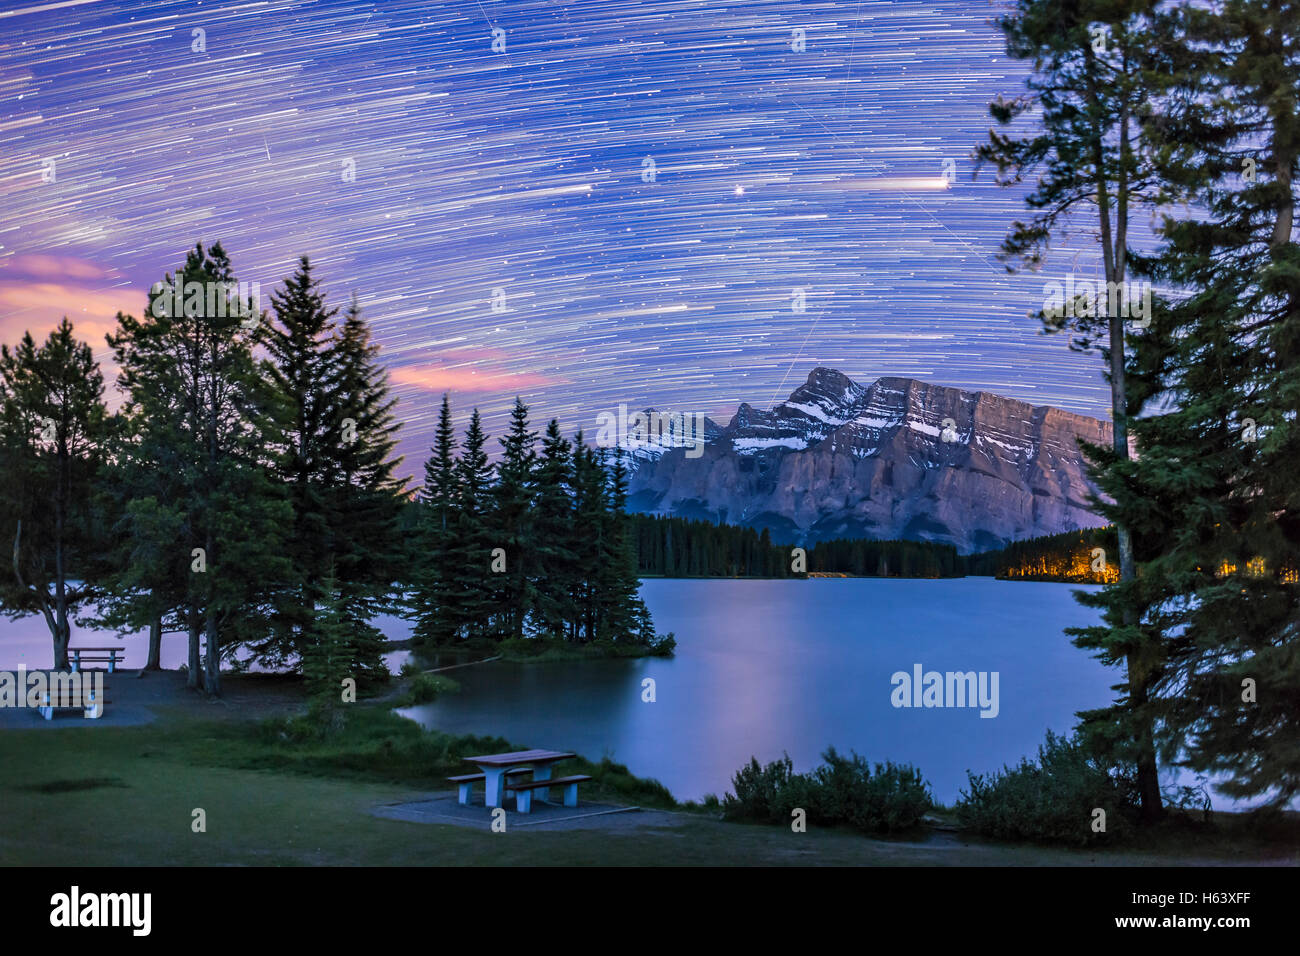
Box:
xmin=623 ymin=368 xmax=1112 ymax=554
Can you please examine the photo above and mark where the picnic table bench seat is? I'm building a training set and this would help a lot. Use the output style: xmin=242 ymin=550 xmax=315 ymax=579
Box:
xmin=37 ymin=690 xmax=111 ymax=720
xmin=448 ymin=768 xmax=531 ymax=804
xmin=505 ymin=774 xmax=593 ymax=813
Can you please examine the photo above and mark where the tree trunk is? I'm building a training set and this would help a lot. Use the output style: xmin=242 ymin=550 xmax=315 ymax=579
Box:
xmin=187 ymin=606 xmax=201 ymax=690
xmin=1271 ymin=142 xmax=1294 ymax=251
xmin=54 ymin=580 xmax=71 ymax=670
xmin=13 ymin=519 xmax=69 ymax=669
xmin=1109 ymin=311 xmax=1163 ymax=821
xmin=145 ymin=611 xmax=162 ymax=671
xmin=203 ymin=610 xmax=221 ymax=697
xmin=53 ymin=616 xmax=71 ymax=671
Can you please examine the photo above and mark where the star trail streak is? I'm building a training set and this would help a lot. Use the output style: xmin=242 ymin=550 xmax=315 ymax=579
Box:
xmin=1 ymin=0 xmax=1116 ymax=470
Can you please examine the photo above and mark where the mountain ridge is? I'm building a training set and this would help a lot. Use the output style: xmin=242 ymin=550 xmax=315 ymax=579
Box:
xmin=623 ymin=367 xmax=1112 ymax=554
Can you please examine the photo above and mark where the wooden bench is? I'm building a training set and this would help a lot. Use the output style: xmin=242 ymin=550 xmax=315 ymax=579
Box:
xmin=505 ymin=774 xmax=592 ymax=813
xmin=70 ymin=647 xmax=125 ymax=673
xmin=448 ymin=768 xmax=531 ymax=805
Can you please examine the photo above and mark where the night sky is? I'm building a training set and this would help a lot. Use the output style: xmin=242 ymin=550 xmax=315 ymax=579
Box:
xmin=1 ymin=0 xmax=1116 ymax=471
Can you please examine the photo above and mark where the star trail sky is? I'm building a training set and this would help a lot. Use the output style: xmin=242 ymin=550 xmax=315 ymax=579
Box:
xmin=1 ymin=0 xmax=1117 ymax=470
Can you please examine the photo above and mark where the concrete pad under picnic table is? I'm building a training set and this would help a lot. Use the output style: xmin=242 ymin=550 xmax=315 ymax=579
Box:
xmin=371 ymin=793 xmax=689 ymax=832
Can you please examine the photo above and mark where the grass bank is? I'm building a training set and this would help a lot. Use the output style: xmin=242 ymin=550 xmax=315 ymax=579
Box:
xmin=187 ymin=703 xmax=678 ymax=809
xmin=2 ymin=701 xmax=1295 ymax=866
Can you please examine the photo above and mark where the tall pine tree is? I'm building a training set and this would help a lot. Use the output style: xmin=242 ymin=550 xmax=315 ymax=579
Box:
xmin=262 ymin=255 xmax=340 ymax=666
xmin=107 ymin=242 xmax=290 ymax=694
xmin=324 ymin=294 xmax=405 ymax=685
xmin=490 ymin=397 xmax=538 ymax=641
xmin=532 ymin=419 xmax=577 ymax=638
xmin=451 ymin=410 xmax=495 ymax=641
xmin=0 ymin=320 xmax=110 ymax=669
xmin=411 ymin=394 xmax=461 ymax=646
xmin=1102 ymin=0 xmax=1300 ymax=807
xmin=977 ymin=0 xmax=1168 ymax=819
xmin=599 ymin=452 xmax=653 ymax=642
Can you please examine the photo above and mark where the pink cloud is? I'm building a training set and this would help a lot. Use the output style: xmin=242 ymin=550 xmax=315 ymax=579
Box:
xmin=0 ymin=254 xmax=118 ymax=282
xmin=390 ymin=363 xmax=563 ymax=394
xmin=0 ymin=281 xmax=142 ymax=352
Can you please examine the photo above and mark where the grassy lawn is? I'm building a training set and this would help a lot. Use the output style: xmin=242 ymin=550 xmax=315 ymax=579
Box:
xmin=3 ymin=703 xmax=1296 ymax=866
xmin=0 ymin=712 xmax=898 ymax=865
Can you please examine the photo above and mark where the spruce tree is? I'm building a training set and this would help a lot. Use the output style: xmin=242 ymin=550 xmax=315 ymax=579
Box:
xmin=0 ymin=320 xmax=110 ymax=669
xmin=301 ymin=571 xmax=354 ymax=700
xmin=451 ymin=410 xmax=495 ymax=641
xmin=107 ymin=242 xmax=291 ymax=694
xmin=532 ymin=419 xmax=577 ymax=638
xmin=978 ymin=0 xmax=1168 ymax=818
xmin=411 ymin=394 xmax=461 ymax=646
xmin=1098 ymin=0 xmax=1300 ymax=807
xmin=490 ymin=398 xmax=539 ymax=642
xmin=324 ymin=294 xmax=405 ymax=681
xmin=599 ymin=452 xmax=653 ymax=642
xmin=569 ymin=436 xmax=606 ymax=642
xmin=262 ymin=256 xmax=340 ymax=664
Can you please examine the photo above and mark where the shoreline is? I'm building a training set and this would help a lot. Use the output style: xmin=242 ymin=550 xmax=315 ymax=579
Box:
xmin=2 ymin=674 xmax=1295 ymax=865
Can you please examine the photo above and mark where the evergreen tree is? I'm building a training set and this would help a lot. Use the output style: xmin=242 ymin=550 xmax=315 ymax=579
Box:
xmin=324 ymin=294 xmax=405 ymax=681
xmin=411 ymin=393 xmax=461 ymax=646
xmin=532 ymin=419 xmax=577 ymax=637
xmin=0 ymin=320 xmax=109 ymax=669
xmin=261 ymin=255 xmax=340 ymax=665
xmin=300 ymin=569 xmax=354 ymax=701
xmin=450 ymin=410 xmax=495 ymax=641
xmin=90 ymin=427 xmax=186 ymax=671
xmin=569 ymin=436 xmax=606 ymax=642
xmin=1093 ymin=0 xmax=1300 ymax=807
xmin=599 ymin=452 xmax=652 ymax=641
xmin=107 ymin=242 xmax=291 ymax=694
xmin=977 ymin=0 xmax=1168 ymax=819
xmin=490 ymin=397 xmax=538 ymax=641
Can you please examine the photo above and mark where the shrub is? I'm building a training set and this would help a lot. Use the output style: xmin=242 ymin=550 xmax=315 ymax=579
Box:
xmin=649 ymin=632 xmax=677 ymax=656
xmin=392 ymin=673 xmax=459 ymax=707
xmin=724 ymin=754 xmax=798 ymax=823
xmin=280 ymin=698 xmax=348 ymax=741
xmin=809 ymin=748 xmax=933 ymax=832
xmin=955 ymin=730 xmax=1138 ymax=845
xmin=723 ymin=749 xmax=932 ymax=833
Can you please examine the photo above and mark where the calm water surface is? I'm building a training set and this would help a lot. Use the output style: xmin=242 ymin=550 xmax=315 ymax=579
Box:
xmin=4 ymin=577 xmax=1234 ymax=805
xmin=401 ymin=578 xmax=1118 ymax=804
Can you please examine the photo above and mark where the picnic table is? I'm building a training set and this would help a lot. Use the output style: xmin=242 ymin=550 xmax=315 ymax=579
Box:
xmin=459 ymin=749 xmax=577 ymax=809
xmin=38 ymin=688 xmax=109 ymax=720
xmin=69 ymin=647 xmax=125 ymax=673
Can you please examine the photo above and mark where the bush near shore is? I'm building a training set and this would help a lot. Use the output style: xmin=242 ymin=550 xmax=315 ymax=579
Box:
xmin=720 ymin=748 xmax=933 ymax=834
xmin=955 ymin=730 xmax=1140 ymax=846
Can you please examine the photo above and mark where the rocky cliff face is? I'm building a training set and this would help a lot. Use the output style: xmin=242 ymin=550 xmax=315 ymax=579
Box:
xmin=625 ymin=368 xmax=1112 ymax=553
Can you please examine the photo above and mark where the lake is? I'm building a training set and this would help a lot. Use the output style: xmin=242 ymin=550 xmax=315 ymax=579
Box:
xmin=400 ymin=577 xmax=1121 ymax=804
xmin=0 ymin=577 xmax=1213 ymax=806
